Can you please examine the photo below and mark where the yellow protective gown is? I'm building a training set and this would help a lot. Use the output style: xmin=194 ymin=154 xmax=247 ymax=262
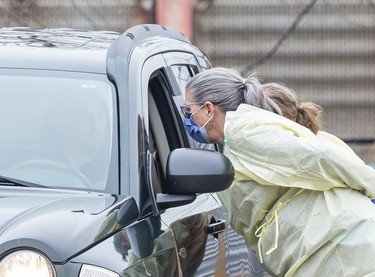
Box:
xmin=217 ymin=104 xmax=375 ymax=277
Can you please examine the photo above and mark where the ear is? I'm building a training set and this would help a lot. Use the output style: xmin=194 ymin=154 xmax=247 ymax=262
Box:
xmin=204 ymin=101 xmax=215 ymax=116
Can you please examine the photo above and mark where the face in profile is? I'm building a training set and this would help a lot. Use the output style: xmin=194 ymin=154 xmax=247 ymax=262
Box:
xmin=51 ymin=90 xmax=111 ymax=170
xmin=40 ymin=87 xmax=111 ymax=180
xmin=64 ymin=97 xmax=108 ymax=153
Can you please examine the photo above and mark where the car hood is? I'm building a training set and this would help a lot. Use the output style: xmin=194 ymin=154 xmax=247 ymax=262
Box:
xmin=0 ymin=186 xmax=131 ymax=262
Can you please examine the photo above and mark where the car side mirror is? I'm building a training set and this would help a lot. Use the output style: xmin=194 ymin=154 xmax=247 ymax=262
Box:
xmin=166 ymin=148 xmax=234 ymax=194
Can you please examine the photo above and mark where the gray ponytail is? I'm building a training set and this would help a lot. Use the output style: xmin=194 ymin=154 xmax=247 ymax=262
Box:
xmin=186 ymin=67 xmax=281 ymax=115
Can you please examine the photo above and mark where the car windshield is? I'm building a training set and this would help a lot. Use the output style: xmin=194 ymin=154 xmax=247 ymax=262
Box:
xmin=0 ymin=72 xmax=115 ymax=192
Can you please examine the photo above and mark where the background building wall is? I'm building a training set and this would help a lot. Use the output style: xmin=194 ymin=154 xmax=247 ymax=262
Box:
xmin=1 ymin=0 xmax=374 ymax=163
xmin=0 ymin=0 xmax=139 ymax=31
xmin=193 ymin=0 xmax=375 ymax=164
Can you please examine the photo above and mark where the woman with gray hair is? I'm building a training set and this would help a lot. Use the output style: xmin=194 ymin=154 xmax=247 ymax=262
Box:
xmin=181 ymin=67 xmax=280 ymax=144
xmin=183 ymin=67 xmax=375 ymax=276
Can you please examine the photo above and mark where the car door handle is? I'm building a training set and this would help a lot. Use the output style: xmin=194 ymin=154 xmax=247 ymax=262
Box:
xmin=205 ymin=216 xmax=226 ymax=239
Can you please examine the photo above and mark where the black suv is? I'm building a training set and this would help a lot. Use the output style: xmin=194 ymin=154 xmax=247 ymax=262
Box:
xmin=0 ymin=25 xmax=268 ymax=277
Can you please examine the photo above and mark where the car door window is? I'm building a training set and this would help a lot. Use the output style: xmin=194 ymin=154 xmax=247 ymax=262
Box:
xmin=170 ymin=65 xmax=193 ymax=97
xmin=168 ymin=64 xmax=217 ymax=151
xmin=146 ymin=68 xmax=218 ymax=277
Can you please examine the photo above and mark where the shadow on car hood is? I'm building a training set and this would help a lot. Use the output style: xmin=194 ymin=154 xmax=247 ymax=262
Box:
xmin=0 ymin=186 xmax=130 ymax=262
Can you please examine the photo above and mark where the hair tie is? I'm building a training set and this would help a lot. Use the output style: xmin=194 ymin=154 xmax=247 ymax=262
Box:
xmin=296 ymin=106 xmax=304 ymax=122
xmin=240 ymin=78 xmax=246 ymax=90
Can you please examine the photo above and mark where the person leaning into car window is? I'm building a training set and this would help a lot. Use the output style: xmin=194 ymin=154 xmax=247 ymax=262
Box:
xmin=42 ymin=88 xmax=110 ymax=188
xmin=182 ymin=67 xmax=375 ymax=276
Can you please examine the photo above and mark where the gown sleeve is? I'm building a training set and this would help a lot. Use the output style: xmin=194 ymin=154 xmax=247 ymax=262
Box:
xmin=224 ymin=104 xmax=375 ymax=198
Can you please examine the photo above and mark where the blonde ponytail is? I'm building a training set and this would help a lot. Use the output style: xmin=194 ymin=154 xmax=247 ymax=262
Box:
xmin=262 ymin=82 xmax=322 ymax=134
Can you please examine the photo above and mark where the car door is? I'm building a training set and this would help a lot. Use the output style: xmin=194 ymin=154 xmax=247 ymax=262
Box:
xmin=106 ymin=24 xmax=269 ymax=276
xmin=107 ymin=50 xmax=221 ymax=277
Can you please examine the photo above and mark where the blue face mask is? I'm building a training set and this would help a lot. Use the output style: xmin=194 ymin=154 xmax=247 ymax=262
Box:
xmin=183 ymin=117 xmax=212 ymax=144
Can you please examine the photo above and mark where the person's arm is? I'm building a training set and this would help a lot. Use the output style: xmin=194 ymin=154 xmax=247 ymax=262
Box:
xmin=224 ymin=105 xmax=375 ymax=198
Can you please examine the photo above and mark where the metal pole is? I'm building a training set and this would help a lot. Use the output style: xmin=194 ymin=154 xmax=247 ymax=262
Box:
xmin=156 ymin=0 xmax=192 ymax=40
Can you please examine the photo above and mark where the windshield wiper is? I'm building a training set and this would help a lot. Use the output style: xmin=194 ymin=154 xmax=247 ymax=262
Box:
xmin=0 ymin=175 xmax=46 ymax=188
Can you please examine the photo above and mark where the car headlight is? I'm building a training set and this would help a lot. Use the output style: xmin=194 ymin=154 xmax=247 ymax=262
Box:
xmin=0 ymin=250 xmax=55 ymax=277
xmin=79 ymin=265 xmax=119 ymax=277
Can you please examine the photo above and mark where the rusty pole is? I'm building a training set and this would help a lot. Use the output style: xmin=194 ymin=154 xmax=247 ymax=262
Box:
xmin=155 ymin=0 xmax=193 ymax=40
